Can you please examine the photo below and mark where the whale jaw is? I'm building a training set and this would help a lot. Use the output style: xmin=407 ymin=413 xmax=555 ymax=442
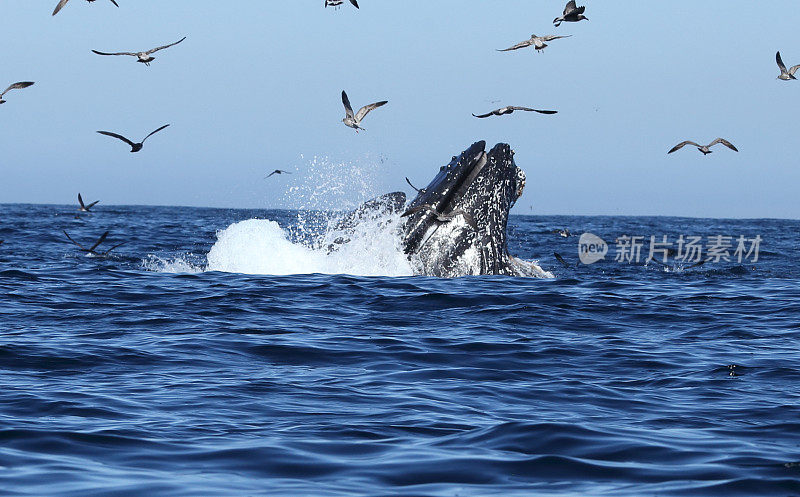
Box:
xmin=401 ymin=141 xmax=525 ymax=277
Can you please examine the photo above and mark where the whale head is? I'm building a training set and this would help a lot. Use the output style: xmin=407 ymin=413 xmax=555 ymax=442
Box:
xmin=401 ymin=140 xmax=526 ymax=277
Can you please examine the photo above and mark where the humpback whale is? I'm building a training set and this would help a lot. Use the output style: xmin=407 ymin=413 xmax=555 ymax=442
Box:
xmin=400 ymin=140 xmax=540 ymax=277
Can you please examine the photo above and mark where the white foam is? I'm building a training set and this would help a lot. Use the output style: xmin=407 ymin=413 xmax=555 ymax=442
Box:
xmin=205 ymin=217 xmax=414 ymax=277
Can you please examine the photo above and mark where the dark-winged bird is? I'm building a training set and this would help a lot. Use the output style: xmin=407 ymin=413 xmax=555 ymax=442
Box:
xmin=97 ymin=124 xmax=170 ymax=152
xmin=0 ymin=82 xmax=34 ymax=104
xmin=53 ymin=0 xmax=118 ymax=16
xmin=667 ymin=138 xmax=738 ymax=155
xmin=78 ymin=193 xmax=99 ymax=212
xmin=472 ymin=106 xmax=557 ymax=118
xmin=776 ymin=51 xmax=800 ymax=80
xmin=341 ymin=90 xmax=387 ymax=132
xmin=63 ymin=230 xmax=125 ymax=257
xmin=325 ymin=0 xmax=358 ymax=8
xmin=554 ymin=1 xmax=587 ymax=27
xmin=265 ymin=170 xmax=292 ymax=179
xmin=92 ymin=37 xmax=186 ymax=66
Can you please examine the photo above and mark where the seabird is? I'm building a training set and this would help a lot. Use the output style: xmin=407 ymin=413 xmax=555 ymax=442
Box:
xmin=265 ymin=169 xmax=291 ymax=178
xmin=776 ymin=51 xmax=800 ymax=80
xmin=78 ymin=193 xmax=99 ymax=212
xmin=667 ymin=138 xmax=738 ymax=155
xmin=341 ymin=90 xmax=387 ymax=132
xmin=551 ymin=228 xmax=571 ymax=237
xmin=498 ymin=34 xmax=571 ymax=53
xmin=554 ymin=1 xmax=587 ymax=27
xmin=63 ymin=230 xmax=125 ymax=257
xmin=97 ymin=124 xmax=170 ymax=152
xmin=0 ymin=82 xmax=34 ymax=105
xmin=401 ymin=204 xmax=479 ymax=232
xmin=53 ymin=0 xmax=118 ymax=16
xmin=554 ymin=252 xmax=571 ymax=268
xmin=325 ymin=0 xmax=358 ymax=8
xmin=92 ymin=37 xmax=186 ymax=66
xmin=472 ymin=106 xmax=557 ymax=118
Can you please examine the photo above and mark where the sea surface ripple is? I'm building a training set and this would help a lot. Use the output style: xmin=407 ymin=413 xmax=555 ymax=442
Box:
xmin=1 ymin=204 xmax=799 ymax=496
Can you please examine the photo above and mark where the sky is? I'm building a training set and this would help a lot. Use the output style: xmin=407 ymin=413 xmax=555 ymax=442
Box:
xmin=1 ymin=1 xmax=799 ymax=219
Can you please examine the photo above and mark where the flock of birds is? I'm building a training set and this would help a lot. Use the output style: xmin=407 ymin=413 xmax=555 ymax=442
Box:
xmin=2 ymin=2 xmax=797 ymax=258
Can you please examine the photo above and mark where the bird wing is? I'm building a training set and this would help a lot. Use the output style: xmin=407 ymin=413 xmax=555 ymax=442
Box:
xmin=103 ymin=241 xmax=125 ymax=255
xmin=667 ymin=140 xmax=700 ymax=154
xmin=141 ymin=124 xmax=170 ymax=143
xmin=52 ymin=0 xmax=70 ymax=16
xmin=349 ymin=0 xmax=359 ymax=7
xmin=108 ymin=0 xmax=119 ymax=7
xmin=542 ymin=35 xmax=571 ymax=41
xmin=564 ymin=0 xmax=577 ymax=14
xmin=78 ymin=193 xmax=86 ymax=209
xmin=789 ymin=64 xmax=800 ymax=76
xmin=776 ymin=51 xmax=788 ymax=72
xmin=401 ymin=204 xmax=434 ymax=218
xmin=471 ymin=110 xmax=495 ymax=118
xmin=63 ymin=230 xmax=87 ymax=251
xmin=709 ymin=138 xmax=738 ymax=152
xmin=497 ymin=39 xmax=535 ymax=52
xmin=1 ymin=81 xmax=34 ymax=97
xmin=509 ymin=106 xmax=558 ymax=114
xmin=86 ymin=200 xmax=100 ymax=209
xmin=97 ymin=131 xmax=135 ymax=147
xmin=92 ymin=50 xmax=138 ymax=57
xmin=355 ymin=100 xmax=387 ymax=122
xmin=341 ymin=91 xmax=355 ymax=118
xmin=88 ymin=231 xmax=110 ymax=253
xmin=146 ymin=36 xmax=187 ymax=55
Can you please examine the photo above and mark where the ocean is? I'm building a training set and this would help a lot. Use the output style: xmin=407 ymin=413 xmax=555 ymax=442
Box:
xmin=1 ymin=203 xmax=799 ymax=496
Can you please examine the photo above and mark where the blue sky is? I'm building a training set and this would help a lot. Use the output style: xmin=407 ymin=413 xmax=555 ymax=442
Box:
xmin=2 ymin=1 xmax=798 ymax=218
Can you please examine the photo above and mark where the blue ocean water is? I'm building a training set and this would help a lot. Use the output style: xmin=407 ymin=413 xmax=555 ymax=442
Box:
xmin=1 ymin=204 xmax=799 ymax=496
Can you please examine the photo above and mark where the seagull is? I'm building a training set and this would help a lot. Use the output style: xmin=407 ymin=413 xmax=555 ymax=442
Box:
xmin=776 ymin=51 xmax=800 ymax=80
xmin=551 ymin=228 xmax=571 ymax=237
xmin=53 ymin=0 xmax=118 ymax=16
xmin=401 ymin=204 xmax=479 ymax=232
xmin=265 ymin=169 xmax=291 ymax=179
xmin=325 ymin=0 xmax=358 ymax=8
xmin=0 ymin=82 xmax=34 ymax=105
xmin=554 ymin=1 xmax=587 ymax=27
xmin=472 ymin=106 xmax=557 ymax=118
xmin=92 ymin=37 xmax=186 ymax=66
xmin=63 ymin=230 xmax=125 ymax=257
xmin=498 ymin=34 xmax=571 ymax=53
xmin=78 ymin=193 xmax=99 ymax=212
xmin=97 ymin=124 xmax=170 ymax=153
xmin=341 ymin=90 xmax=387 ymax=132
xmin=667 ymin=138 xmax=738 ymax=155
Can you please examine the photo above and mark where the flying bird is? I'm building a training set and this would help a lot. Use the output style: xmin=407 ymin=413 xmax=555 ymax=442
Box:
xmin=472 ymin=106 xmax=557 ymax=118
xmin=776 ymin=51 xmax=800 ymax=80
xmin=265 ymin=170 xmax=291 ymax=179
xmin=97 ymin=124 xmax=170 ymax=152
xmin=0 ymin=82 xmax=34 ymax=105
xmin=498 ymin=34 xmax=571 ymax=53
xmin=405 ymin=177 xmax=425 ymax=194
xmin=667 ymin=138 xmax=738 ymax=155
xmin=554 ymin=1 xmax=587 ymax=27
xmin=341 ymin=90 xmax=387 ymax=132
xmin=78 ymin=193 xmax=99 ymax=212
xmin=325 ymin=0 xmax=358 ymax=8
xmin=53 ymin=0 xmax=118 ymax=16
xmin=92 ymin=37 xmax=186 ymax=66
xmin=63 ymin=230 xmax=125 ymax=257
